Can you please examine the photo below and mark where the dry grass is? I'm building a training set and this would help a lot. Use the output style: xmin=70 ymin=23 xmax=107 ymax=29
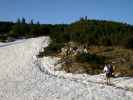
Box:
xmin=89 ymin=46 xmax=133 ymax=76
xmin=44 ymin=45 xmax=133 ymax=76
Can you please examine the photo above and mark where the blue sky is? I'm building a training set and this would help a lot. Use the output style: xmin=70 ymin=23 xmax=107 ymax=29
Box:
xmin=0 ymin=0 xmax=133 ymax=24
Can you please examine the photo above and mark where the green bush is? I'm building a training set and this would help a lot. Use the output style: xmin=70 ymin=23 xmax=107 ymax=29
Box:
xmin=43 ymin=41 xmax=64 ymax=56
xmin=128 ymin=63 xmax=133 ymax=70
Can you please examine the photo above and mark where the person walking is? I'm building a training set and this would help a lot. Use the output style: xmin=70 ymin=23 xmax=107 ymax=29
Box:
xmin=103 ymin=64 xmax=113 ymax=85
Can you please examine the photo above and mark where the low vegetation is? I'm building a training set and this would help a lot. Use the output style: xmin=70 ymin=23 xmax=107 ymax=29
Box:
xmin=1 ymin=17 xmax=133 ymax=48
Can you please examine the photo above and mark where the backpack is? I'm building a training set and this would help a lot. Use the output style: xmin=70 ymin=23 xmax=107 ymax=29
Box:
xmin=107 ymin=64 xmax=113 ymax=76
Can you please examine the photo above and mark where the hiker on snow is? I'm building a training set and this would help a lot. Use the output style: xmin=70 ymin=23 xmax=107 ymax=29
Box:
xmin=103 ymin=64 xmax=113 ymax=85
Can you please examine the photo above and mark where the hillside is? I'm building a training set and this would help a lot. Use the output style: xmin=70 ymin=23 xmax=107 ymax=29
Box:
xmin=40 ymin=43 xmax=133 ymax=77
xmin=0 ymin=18 xmax=133 ymax=49
xmin=0 ymin=37 xmax=133 ymax=100
xmin=1 ymin=18 xmax=133 ymax=75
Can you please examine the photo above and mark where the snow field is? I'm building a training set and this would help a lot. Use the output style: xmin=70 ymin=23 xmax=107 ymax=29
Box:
xmin=0 ymin=36 xmax=132 ymax=100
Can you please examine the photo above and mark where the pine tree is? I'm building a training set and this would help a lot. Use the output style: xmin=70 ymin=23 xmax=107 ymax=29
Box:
xmin=22 ymin=17 xmax=26 ymax=24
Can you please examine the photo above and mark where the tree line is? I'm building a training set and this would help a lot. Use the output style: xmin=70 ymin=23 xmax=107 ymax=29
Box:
xmin=0 ymin=17 xmax=133 ymax=48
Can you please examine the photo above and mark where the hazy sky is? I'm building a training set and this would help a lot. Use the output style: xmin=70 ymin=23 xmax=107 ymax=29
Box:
xmin=0 ymin=0 xmax=133 ymax=24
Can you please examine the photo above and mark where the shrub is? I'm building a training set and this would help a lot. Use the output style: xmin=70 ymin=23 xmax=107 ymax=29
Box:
xmin=128 ymin=63 xmax=133 ymax=70
xmin=43 ymin=40 xmax=64 ymax=56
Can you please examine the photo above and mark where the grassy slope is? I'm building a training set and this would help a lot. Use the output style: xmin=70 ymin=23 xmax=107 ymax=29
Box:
xmin=94 ymin=46 xmax=133 ymax=76
xmin=51 ymin=46 xmax=133 ymax=76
